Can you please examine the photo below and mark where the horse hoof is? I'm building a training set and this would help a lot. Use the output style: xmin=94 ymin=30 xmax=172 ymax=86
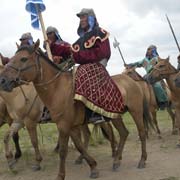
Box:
xmin=32 ymin=165 xmax=41 ymax=171
xmin=8 ymin=159 xmax=17 ymax=169
xmin=112 ymin=162 xmax=120 ymax=171
xmin=137 ymin=162 xmax=146 ymax=169
xmin=75 ymin=158 xmax=83 ymax=165
xmin=90 ymin=169 xmax=99 ymax=179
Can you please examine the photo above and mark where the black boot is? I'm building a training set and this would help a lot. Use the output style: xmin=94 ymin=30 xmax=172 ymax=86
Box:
xmin=88 ymin=115 xmax=106 ymax=124
xmin=39 ymin=107 xmax=51 ymax=123
xmin=158 ymin=101 xmax=169 ymax=110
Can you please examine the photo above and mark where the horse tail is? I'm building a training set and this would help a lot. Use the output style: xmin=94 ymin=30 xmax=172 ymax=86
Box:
xmin=143 ymin=97 xmax=155 ymax=135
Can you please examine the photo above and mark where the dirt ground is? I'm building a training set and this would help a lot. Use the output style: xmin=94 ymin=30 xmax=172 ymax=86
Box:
xmin=0 ymin=113 xmax=180 ymax=180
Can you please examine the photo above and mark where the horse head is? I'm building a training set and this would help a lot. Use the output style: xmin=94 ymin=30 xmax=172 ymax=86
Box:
xmin=0 ymin=40 xmax=40 ymax=92
xmin=148 ymin=56 xmax=177 ymax=83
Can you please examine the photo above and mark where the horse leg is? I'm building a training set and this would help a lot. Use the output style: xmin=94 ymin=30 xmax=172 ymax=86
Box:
xmin=167 ymin=107 xmax=177 ymax=135
xmin=25 ymin=120 xmax=42 ymax=171
xmin=111 ymin=118 xmax=129 ymax=171
xmin=100 ymin=122 xmax=117 ymax=157
xmin=56 ymin=125 xmax=70 ymax=180
xmin=130 ymin=111 xmax=147 ymax=169
xmin=4 ymin=122 xmax=23 ymax=169
xmin=12 ymin=132 xmax=22 ymax=159
xmin=75 ymin=124 xmax=91 ymax=164
xmin=70 ymin=126 xmax=99 ymax=179
xmin=151 ymin=110 xmax=161 ymax=138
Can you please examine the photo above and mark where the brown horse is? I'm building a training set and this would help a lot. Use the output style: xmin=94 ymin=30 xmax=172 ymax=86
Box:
xmin=0 ymin=81 xmax=44 ymax=170
xmin=0 ymin=63 xmax=117 ymax=171
xmin=0 ymin=40 xmax=152 ymax=180
xmin=0 ymin=97 xmax=22 ymax=159
xmin=148 ymin=57 xmax=180 ymax=145
xmin=123 ymin=67 xmax=176 ymax=135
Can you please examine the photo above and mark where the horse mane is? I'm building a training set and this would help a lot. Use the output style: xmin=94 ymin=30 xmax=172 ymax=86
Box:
xmin=16 ymin=45 xmax=62 ymax=71
xmin=124 ymin=68 xmax=144 ymax=81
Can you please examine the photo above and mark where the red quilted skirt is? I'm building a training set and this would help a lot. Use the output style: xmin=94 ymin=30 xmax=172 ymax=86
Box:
xmin=74 ymin=63 xmax=125 ymax=119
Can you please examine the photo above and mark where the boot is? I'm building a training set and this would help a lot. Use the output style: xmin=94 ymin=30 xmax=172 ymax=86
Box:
xmin=158 ymin=101 xmax=169 ymax=110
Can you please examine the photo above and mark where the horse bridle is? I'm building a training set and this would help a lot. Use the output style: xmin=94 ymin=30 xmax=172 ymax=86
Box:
xmin=151 ymin=65 xmax=178 ymax=80
xmin=6 ymin=51 xmax=61 ymax=86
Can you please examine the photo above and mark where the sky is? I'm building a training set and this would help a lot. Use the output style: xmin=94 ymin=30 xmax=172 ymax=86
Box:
xmin=0 ymin=0 xmax=180 ymax=75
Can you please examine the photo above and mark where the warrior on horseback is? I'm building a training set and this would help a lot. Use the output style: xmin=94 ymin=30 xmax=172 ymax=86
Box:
xmin=72 ymin=8 xmax=124 ymax=123
xmin=126 ymin=45 xmax=168 ymax=110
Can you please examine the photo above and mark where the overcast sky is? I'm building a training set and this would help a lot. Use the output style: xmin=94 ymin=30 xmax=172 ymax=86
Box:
xmin=0 ymin=0 xmax=180 ymax=75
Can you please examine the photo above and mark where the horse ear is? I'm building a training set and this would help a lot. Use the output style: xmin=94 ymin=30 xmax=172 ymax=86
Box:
xmin=16 ymin=42 xmax=20 ymax=49
xmin=34 ymin=39 xmax=40 ymax=50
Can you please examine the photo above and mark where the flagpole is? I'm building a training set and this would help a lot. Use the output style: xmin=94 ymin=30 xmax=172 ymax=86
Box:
xmin=35 ymin=4 xmax=53 ymax=60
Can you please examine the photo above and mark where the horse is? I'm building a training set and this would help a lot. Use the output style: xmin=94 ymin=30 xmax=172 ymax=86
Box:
xmin=148 ymin=57 xmax=180 ymax=145
xmin=0 ymin=81 xmax=45 ymax=170
xmin=0 ymin=63 xmax=117 ymax=171
xmin=0 ymin=40 xmax=152 ymax=180
xmin=123 ymin=67 xmax=176 ymax=135
xmin=0 ymin=96 xmax=22 ymax=159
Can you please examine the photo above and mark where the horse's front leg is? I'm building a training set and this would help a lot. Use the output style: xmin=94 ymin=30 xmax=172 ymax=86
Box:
xmin=56 ymin=124 xmax=70 ymax=180
xmin=25 ymin=120 xmax=42 ymax=171
xmin=75 ymin=124 xmax=91 ymax=164
xmin=70 ymin=126 xmax=99 ymax=179
xmin=4 ymin=122 xmax=23 ymax=169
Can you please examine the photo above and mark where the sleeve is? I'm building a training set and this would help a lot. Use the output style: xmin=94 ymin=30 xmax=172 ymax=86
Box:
xmin=73 ymin=39 xmax=111 ymax=64
xmin=128 ymin=59 xmax=145 ymax=68
xmin=50 ymin=42 xmax=71 ymax=58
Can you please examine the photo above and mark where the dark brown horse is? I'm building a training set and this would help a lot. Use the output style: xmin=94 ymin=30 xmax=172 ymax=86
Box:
xmin=148 ymin=57 xmax=180 ymax=145
xmin=123 ymin=67 xmax=176 ymax=135
xmin=0 ymin=40 xmax=152 ymax=180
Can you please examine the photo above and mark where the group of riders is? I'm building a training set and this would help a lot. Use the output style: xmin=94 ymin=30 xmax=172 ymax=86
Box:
xmin=1 ymin=8 xmax=179 ymax=124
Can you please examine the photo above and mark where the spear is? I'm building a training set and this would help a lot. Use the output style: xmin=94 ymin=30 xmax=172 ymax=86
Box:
xmin=113 ymin=37 xmax=126 ymax=65
xmin=166 ymin=14 xmax=180 ymax=52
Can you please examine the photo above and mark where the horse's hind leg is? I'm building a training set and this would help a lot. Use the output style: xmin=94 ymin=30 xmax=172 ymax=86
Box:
xmin=25 ymin=120 xmax=42 ymax=171
xmin=130 ymin=111 xmax=147 ymax=169
xmin=12 ymin=132 xmax=22 ymax=159
xmin=151 ymin=110 xmax=161 ymax=138
xmin=70 ymin=126 xmax=99 ymax=179
xmin=75 ymin=124 xmax=91 ymax=164
xmin=111 ymin=117 xmax=129 ymax=171
xmin=167 ymin=107 xmax=177 ymax=135
xmin=100 ymin=122 xmax=117 ymax=157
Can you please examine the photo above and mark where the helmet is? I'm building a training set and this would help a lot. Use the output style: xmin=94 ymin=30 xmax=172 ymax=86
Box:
xmin=76 ymin=8 xmax=96 ymax=18
xmin=46 ymin=26 xmax=59 ymax=34
xmin=19 ymin=32 xmax=33 ymax=41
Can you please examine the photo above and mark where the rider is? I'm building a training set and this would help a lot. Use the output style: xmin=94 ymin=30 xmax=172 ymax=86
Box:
xmin=126 ymin=45 xmax=168 ymax=110
xmin=71 ymin=8 xmax=124 ymax=123
xmin=44 ymin=26 xmax=71 ymax=64
xmin=40 ymin=26 xmax=72 ymax=123
xmin=1 ymin=32 xmax=34 ymax=65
